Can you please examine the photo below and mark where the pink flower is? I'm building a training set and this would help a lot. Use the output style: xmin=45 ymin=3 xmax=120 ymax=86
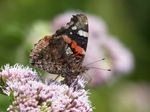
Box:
xmin=101 ymin=36 xmax=134 ymax=74
xmin=51 ymin=12 xmax=134 ymax=87
xmin=0 ymin=64 xmax=93 ymax=111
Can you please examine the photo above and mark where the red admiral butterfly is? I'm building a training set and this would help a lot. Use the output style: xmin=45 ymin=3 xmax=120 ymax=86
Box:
xmin=30 ymin=14 xmax=89 ymax=82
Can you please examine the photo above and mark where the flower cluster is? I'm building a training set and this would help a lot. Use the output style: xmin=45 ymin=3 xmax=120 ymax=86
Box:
xmin=0 ymin=64 xmax=93 ymax=112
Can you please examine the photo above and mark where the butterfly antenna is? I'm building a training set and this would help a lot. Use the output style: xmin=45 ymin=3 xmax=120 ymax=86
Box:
xmin=70 ymin=78 xmax=78 ymax=87
xmin=53 ymin=74 xmax=61 ymax=81
xmin=89 ymin=67 xmax=111 ymax=71
xmin=85 ymin=58 xmax=105 ymax=67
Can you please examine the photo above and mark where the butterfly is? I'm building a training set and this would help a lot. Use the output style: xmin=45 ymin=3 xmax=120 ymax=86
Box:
xmin=30 ymin=14 xmax=89 ymax=83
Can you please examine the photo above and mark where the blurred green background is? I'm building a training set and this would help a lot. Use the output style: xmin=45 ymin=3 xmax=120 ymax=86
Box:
xmin=0 ymin=0 xmax=150 ymax=112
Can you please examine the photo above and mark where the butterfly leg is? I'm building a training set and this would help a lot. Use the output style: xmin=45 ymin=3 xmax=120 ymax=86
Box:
xmin=53 ymin=74 xmax=61 ymax=81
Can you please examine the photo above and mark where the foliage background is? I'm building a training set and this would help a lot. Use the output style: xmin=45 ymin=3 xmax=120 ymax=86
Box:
xmin=0 ymin=0 xmax=150 ymax=111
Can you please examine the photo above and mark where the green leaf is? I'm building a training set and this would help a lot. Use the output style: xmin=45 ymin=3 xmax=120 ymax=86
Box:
xmin=0 ymin=76 xmax=7 ymax=95
xmin=9 ymin=90 xmax=15 ymax=103
xmin=46 ymin=101 xmax=52 ymax=106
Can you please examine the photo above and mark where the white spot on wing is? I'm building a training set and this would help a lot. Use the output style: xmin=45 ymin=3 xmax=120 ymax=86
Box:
xmin=66 ymin=47 xmax=73 ymax=54
xmin=77 ymin=30 xmax=88 ymax=37
xmin=72 ymin=26 xmax=77 ymax=30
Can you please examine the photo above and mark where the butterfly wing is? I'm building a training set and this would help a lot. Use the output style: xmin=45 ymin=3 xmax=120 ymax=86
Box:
xmin=30 ymin=14 xmax=88 ymax=77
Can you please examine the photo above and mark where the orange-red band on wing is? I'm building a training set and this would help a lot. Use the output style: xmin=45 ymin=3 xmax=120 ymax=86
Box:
xmin=62 ymin=35 xmax=85 ymax=57
xmin=71 ymin=41 xmax=77 ymax=48
xmin=75 ymin=45 xmax=83 ymax=55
